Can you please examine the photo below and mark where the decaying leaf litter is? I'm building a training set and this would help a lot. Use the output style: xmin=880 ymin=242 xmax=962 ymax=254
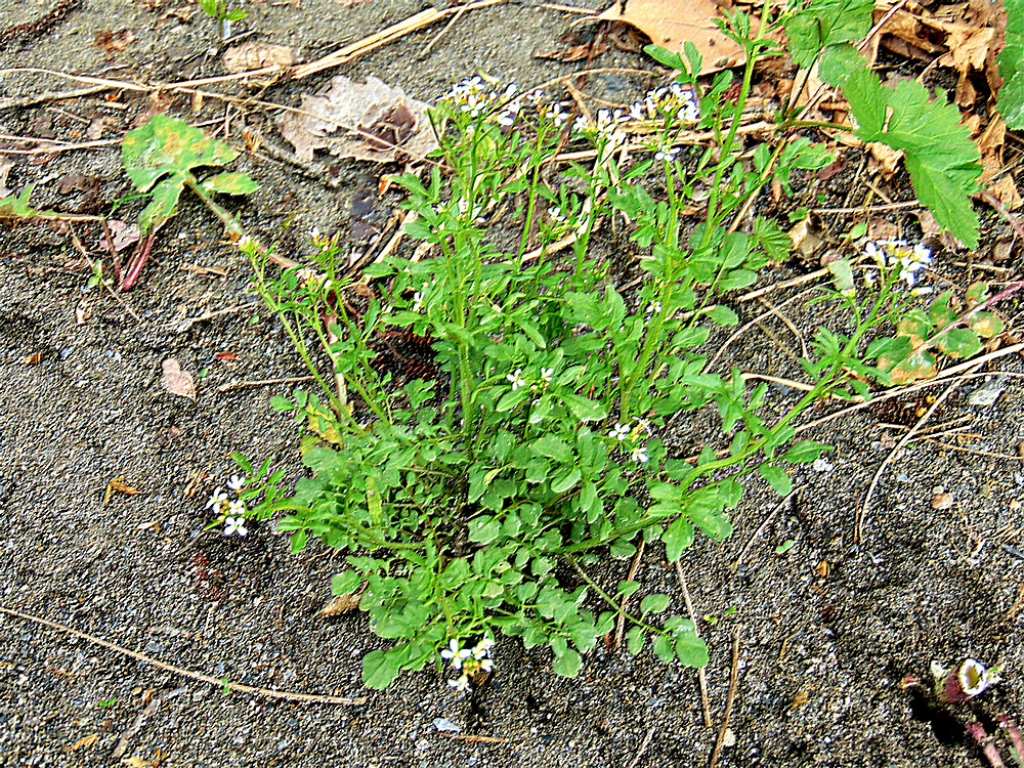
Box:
xmin=6 ymin=0 xmax=1024 ymax=765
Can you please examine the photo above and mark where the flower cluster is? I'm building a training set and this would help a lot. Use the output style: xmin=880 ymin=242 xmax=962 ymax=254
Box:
xmin=630 ymin=83 xmax=701 ymax=124
xmin=443 ymin=77 xmax=521 ymax=126
xmin=607 ymin=420 xmax=651 ymax=465
xmin=441 ymin=637 xmax=495 ymax=692
xmin=573 ymin=108 xmax=630 ymax=149
xmin=206 ymin=474 xmax=248 ymax=537
xmin=864 ymin=239 xmax=934 ymax=293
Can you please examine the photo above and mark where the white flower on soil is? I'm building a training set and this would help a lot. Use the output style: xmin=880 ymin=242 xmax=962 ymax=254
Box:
xmin=507 ymin=369 xmax=527 ymax=391
xmin=958 ymin=658 xmax=1000 ymax=697
xmin=631 ymin=445 xmax=650 ymax=465
xmin=227 ymin=475 xmax=246 ymax=493
xmin=540 ymin=368 xmax=554 ymax=385
xmin=473 ymin=638 xmax=494 ymax=659
xmin=223 ymin=516 xmax=248 ymax=537
xmin=448 ymin=674 xmax=471 ymax=692
xmin=228 ymin=499 xmax=247 ymax=517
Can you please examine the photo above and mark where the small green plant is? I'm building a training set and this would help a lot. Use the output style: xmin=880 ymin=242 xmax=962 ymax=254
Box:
xmin=118 ymin=114 xmax=258 ymax=289
xmin=999 ymin=0 xmax=1024 ymax=127
xmin=197 ymin=0 xmax=248 ymax=37
xmin=97 ymin=697 xmax=118 ymax=709
xmin=227 ymin=0 xmax=996 ymax=692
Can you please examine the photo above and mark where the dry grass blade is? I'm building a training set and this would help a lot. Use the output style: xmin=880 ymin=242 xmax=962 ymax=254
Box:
xmin=0 ymin=605 xmax=367 ymax=705
xmin=675 ymin=562 xmax=714 ymax=730
xmin=709 ymin=626 xmax=743 ymax=768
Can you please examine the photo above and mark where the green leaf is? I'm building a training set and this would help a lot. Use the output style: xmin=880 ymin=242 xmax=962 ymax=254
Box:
xmin=785 ymin=0 xmax=874 ymax=67
xmin=269 ymin=395 xmax=293 ymax=413
xmin=937 ymin=328 xmax=983 ymax=359
xmin=644 ymin=43 xmax=685 ymax=70
xmin=201 ymin=171 xmax=259 ymax=196
xmin=362 ymin=649 xmax=401 ymax=690
xmin=469 ymin=515 xmax=502 ymax=545
xmin=561 ymin=393 xmax=607 ymax=422
xmin=705 ymin=305 xmax=739 ymax=327
xmin=968 ymin=311 xmax=1004 ymax=339
xmin=626 ymin=626 xmax=646 ymax=655
xmin=531 ymin=435 xmax=573 ymax=463
xmin=138 ymin=175 xmax=184 ymax=234
xmin=552 ymin=647 xmax=582 ymax=678
xmin=674 ymin=632 xmax=710 ymax=668
xmin=122 ymin=114 xmax=238 ymax=192
xmin=999 ymin=0 xmax=1024 ymax=128
xmin=0 ymin=186 xmax=45 ymax=220
xmin=653 ymin=634 xmax=675 ymax=663
xmin=822 ymin=47 xmax=981 ymax=248
xmin=331 ymin=570 xmax=362 ymax=596
xmin=640 ymin=594 xmax=671 ymax=614
xmin=827 ymin=259 xmax=855 ymax=297
xmin=550 ymin=468 xmax=581 ymax=494
xmin=782 ymin=440 xmax=830 ymax=464
xmin=759 ymin=464 xmax=793 ymax=496
xmin=664 ymin=516 xmax=695 ymax=562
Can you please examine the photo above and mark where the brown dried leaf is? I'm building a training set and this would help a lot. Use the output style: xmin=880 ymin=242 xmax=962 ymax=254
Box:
xmin=987 ymin=175 xmax=1023 ymax=211
xmin=21 ymin=352 xmax=43 ymax=366
xmin=789 ymin=218 xmax=821 ymax=258
xmin=69 ymin=733 xmax=100 ymax=752
xmin=319 ymin=594 xmax=362 ymax=617
xmin=222 ymin=41 xmax=294 ymax=74
xmin=278 ymin=76 xmax=438 ymax=163
xmin=160 ymin=358 xmax=196 ymax=400
xmin=99 ymin=220 xmax=141 ymax=253
xmin=94 ymin=29 xmax=135 ymax=56
xmin=104 ymin=476 xmax=142 ymax=506
xmin=597 ymin=0 xmax=749 ymax=75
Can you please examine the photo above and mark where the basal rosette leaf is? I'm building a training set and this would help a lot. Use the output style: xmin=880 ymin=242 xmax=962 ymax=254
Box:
xmin=122 ymin=114 xmax=239 ymax=192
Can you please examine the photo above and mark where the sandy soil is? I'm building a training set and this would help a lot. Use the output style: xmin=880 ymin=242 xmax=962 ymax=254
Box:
xmin=2 ymin=1 xmax=1024 ymax=766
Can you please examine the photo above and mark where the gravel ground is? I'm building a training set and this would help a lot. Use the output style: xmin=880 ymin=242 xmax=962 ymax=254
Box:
xmin=2 ymin=1 xmax=1024 ymax=766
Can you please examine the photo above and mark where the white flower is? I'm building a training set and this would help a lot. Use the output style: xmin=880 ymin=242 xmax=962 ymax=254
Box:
xmin=206 ymin=489 xmax=229 ymax=514
xmin=507 ymin=369 xmax=526 ymax=391
xmin=540 ymin=367 xmax=554 ymax=385
xmin=223 ymin=516 xmax=248 ymax=537
xmin=448 ymin=674 xmax=471 ymax=692
xmin=227 ymin=475 xmax=245 ymax=493
xmin=548 ymin=206 xmax=567 ymax=224
xmin=647 ymin=301 xmax=662 ymax=315
xmin=441 ymin=639 xmax=471 ymax=669
xmin=609 ymin=423 xmax=631 ymax=441
xmin=958 ymin=658 xmax=1000 ymax=697
xmin=631 ymin=445 xmax=650 ymax=464
xmin=473 ymin=638 xmax=494 ymax=659
xmin=228 ymin=499 xmax=246 ymax=517
xmin=654 ymin=147 xmax=678 ymax=162
xmin=910 ymin=286 xmax=935 ymax=297
xmin=478 ymin=657 xmax=494 ymax=673
xmin=812 ymin=457 xmax=834 ymax=473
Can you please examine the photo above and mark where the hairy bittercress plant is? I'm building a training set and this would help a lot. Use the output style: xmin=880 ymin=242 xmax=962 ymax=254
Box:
xmin=235 ymin=1 xmax=986 ymax=690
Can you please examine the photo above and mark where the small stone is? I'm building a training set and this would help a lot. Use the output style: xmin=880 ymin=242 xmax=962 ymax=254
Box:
xmin=722 ymin=727 xmax=737 ymax=747
xmin=432 ymin=717 xmax=460 ymax=733
xmin=931 ymin=492 xmax=954 ymax=510
xmin=968 ymin=378 xmax=1007 ymax=407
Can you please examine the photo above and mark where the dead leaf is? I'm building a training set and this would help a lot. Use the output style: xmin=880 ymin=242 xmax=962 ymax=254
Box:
xmin=815 ymin=560 xmax=830 ymax=578
xmin=215 ymin=351 xmax=240 ymax=362
xmin=867 ymin=218 xmax=899 ymax=242
xmin=931 ymin=490 xmax=954 ymax=510
xmin=160 ymin=358 xmax=196 ymax=400
xmin=21 ymin=352 xmax=43 ymax=366
xmin=75 ymin=299 xmax=92 ymax=326
xmin=69 ymin=733 xmax=100 ymax=752
xmin=868 ymin=142 xmax=902 ymax=178
xmin=319 ymin=594 xmax=362 ymax=617
xmin=222 ymin=41 xmax=294 ymax=73
xmin=99 ymin=220 xmax=141 ymax=253
xmin=790 ymin=690 xmax=811 ymax=709
xmin=94 ymin=29 xmax=135 ymax=56
xmin=278 ymin=76 xmax=438 ymax=163
xmin=104 ymin=476 xmax=143 ymax=506
xmin=987 ymin=175 xmax=1023 ymax=211
xmin=598 ymin=0 xmax=750 ymax=74
xmin=789 ymin=218 xmax=821 ymax=258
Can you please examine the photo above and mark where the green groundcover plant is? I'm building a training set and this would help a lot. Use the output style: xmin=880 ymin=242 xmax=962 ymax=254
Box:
xmin=203 ymin=0 xmax=995 ymax=691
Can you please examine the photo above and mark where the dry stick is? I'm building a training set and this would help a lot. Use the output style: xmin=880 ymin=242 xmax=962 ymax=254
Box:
xmin=218 ymin=374 xmax=315 ymax=393
xmin=708 ymin=626 xmax=743 ymax=768
xmin=419 ymin=4 xmax=467 ymax=58
xmin=0 ymin=83 xmax=110 ymax=110
xmin=708 ymin=289 xmax=819 ymax=371
xmin=614 ymin=538 xmax=645 ymax=650
xmin=0 ymin=605 xmax=367 ymax=706
xmin=758 ymin=296 xmax=808 ymax=360
xmin=855 ymin=362 xmax=983 ymax=544
xmin=291 ymin=0 xmax=507 ymax=80
xmin=733 ymin=486 xmax=804 ymax=569
xmin=919 ymin=439 xmax=1024 ymax=462
xmin=809 ymin=200 xmax=920 ymax=215
xmin=626 ymin=727 xmax=656 ymax=768
xmin=439 ymin=733 xmax=510 ymax=745
xmin=674 ymin=562 xmax=714 ymax=731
